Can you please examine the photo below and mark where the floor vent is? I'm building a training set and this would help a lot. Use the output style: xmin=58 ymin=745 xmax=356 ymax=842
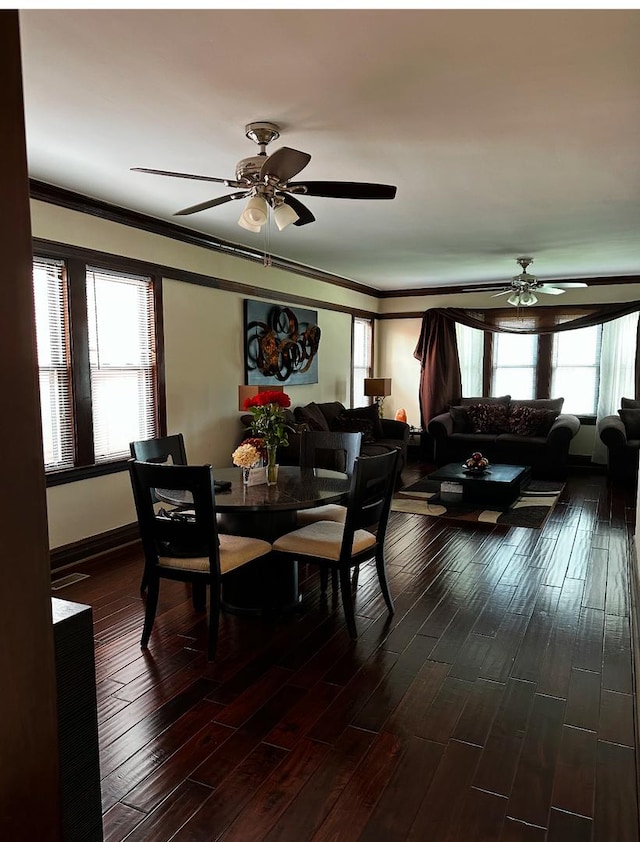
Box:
xmin=51 ymin=572 xmax=90 ymax=590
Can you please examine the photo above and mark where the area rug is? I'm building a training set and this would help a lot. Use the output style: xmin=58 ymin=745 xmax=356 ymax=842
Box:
xmin=392 ymin=477 xmax=564 ymax=529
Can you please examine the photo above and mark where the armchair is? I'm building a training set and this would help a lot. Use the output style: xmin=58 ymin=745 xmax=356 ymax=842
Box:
xmin=597 ymin=397 xmax=640 ymax=484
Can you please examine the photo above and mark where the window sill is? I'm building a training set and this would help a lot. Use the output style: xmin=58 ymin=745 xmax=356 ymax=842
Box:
xmin=45 ymin=459 xmax=129 ymax=487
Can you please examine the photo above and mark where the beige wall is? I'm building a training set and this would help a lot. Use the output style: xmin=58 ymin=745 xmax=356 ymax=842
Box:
xmin=33 ymin=202 xmax=362 ymax=548
xmin=376 ymin=318 xmax=422 ymax=427
xmin=33 ymin=199 xmax=639 ymax=549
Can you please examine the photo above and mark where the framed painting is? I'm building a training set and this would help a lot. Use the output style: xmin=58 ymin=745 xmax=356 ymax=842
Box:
xmin=244 ymin=299 xmax=321 ymax=385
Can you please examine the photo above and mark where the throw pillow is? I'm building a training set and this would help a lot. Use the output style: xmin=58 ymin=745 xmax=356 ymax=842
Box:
xmin=294 ymin=402 xmax=330 ymax=432
xmin=621 ymin=397 xmax=640 ymax=410
xmin=332 ymin=412 xmax=376 ymax=443
xmin=619 ymin=409 xmax=640 ymax=439
xmin=339 ymin=404 xmax=384 ymax=439
xmin=467 ymin=402 xmax=509 ymax=434
xmin=449 ymin=405 xmax=472 ymax=433
xmin=508 ymin=404 xmax=558 ymax=436
xmin=509 ymin=397 xmax=564 ymax=414
xmin=460 ymin=394 xmax=510 ymax=408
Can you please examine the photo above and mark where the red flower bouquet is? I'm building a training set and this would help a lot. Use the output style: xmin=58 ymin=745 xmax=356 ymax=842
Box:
xmin=243 ymin=391 xmax=292 ymax=484
xmin=243 ymin=390 xmax=291 ymax=411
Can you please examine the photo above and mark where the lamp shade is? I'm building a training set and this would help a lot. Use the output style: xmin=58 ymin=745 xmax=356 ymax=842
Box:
xmin=238 ymin=214 xmax=262 ymax=233
xmin=273 ymin=201 xmax=299 ymax=231
xmin=519 ymin=290 xmax=537 ymax=306
xmin=364 ymin=377 xmax=392 ymax=398
xmin=238 ymin=384 xmax=284 ymax=411
xmin=240 ymin=195 xmax=268 ymax=229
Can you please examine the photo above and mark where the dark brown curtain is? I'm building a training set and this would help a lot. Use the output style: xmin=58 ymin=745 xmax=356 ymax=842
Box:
xmin=413 ymin=309 xmax=462 ymax=427
xmin=414 ymin=303 xmax=640 ymax=423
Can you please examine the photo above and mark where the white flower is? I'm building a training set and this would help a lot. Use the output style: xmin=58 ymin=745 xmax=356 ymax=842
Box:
xmin=232 ymin=443 xmax=260 ymax=468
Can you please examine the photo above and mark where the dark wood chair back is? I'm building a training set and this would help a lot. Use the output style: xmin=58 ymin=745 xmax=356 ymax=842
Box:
xmin=299 ymin=430 xmax=362 ymax=474
xmin=129 ymin=460 xmax=220 ymax=575
xmin=129 ymin=433 xmax=187 ymax=465
xmin=342 ymin=449 xmax=398 ymax=549
xmin=129 ymin=435 xmax=188 ymax=595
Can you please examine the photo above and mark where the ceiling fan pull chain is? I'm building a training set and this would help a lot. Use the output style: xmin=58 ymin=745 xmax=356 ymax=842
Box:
xmin=263 ymin=218 xmax=272 ymax=268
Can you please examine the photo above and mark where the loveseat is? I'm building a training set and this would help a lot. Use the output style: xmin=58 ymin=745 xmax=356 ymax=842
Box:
xmin=427 ymin=395 xmax=580 ymax=480
xmin=241 ymin=400 xmax=410 ymax=474
xmin=597 ymin=397 xmax=640 ymax=484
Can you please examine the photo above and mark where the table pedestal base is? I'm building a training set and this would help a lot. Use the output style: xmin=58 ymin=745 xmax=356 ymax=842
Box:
xmin=218 ymin=510 xmax=301 ymax=616
xmin=221 ymin=555 xmax=301 ymax=617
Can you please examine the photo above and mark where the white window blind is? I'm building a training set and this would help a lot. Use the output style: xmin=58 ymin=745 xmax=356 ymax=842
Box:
xmin=33 ymin=257 xmax=75 ymax=470
xmin=86 ymin=267 xmax=157 ymax=462
xmin=551 ymin=324 xmax=602 ymax=414
xmin=491 ymin=317 xmax=538 ymax=399
xmin=352 ymin=318 xmax=373 ymax=407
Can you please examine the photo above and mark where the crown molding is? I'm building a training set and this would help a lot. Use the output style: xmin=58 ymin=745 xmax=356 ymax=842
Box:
xmin=30 ymin=180 xmax=638 ymax=302
xmin=29 ymin=179 xmax=375 ymax=299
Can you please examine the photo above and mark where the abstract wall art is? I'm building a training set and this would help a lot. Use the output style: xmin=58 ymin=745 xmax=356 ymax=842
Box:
xmin=244 ymin=299 xmax=321 ymax=385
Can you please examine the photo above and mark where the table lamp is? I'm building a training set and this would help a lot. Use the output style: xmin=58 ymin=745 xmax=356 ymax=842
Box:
xmin=364 ymin=378 xmax=392 ymax=417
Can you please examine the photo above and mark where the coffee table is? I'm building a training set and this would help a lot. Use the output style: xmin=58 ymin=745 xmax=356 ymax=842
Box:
xmin=427 ymin=463 xmax=532 ymax=511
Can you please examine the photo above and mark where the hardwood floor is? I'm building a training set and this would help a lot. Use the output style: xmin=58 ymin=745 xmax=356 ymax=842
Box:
xmin=55 ymin=466 xmax=639 ymax=841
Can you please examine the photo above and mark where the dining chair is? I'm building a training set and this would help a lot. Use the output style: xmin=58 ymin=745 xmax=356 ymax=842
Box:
xmin=130 ymin=434 xmax=188 ymax=594
xmin=273 ymin=449 xmax=398 ymax=639
xmin=128 ymin=459 xmax=271 ymax=660
xmin=296 ymin=430 xmax=362 ymax=527
xmin=130 ymin=433 xmax=188 ymax=465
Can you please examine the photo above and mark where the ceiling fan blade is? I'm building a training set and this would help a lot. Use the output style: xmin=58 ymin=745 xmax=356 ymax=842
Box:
xmin=282 ymin=194 xmax=315 ymax=226
xmin=288 ymin=181 xmax=397 ymax=200
xmin=550 ymin=282 xmax=588 ymax=288
xmin=174 ymin=191 xmax=249 ymax=216
xmin=491 ymin=290 xmax=512 ymax=297
xmin=261 ymin=147 xmax=311 ymax=182
xmin=131 ymin=166 xmax=244 ymax=186
xmin=536 ymin=285 xmax=566 ymax=295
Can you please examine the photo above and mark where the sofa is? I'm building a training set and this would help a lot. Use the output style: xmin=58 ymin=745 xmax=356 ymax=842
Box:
xmin=427 ymin=395 xmax=580 ymax=479
xmin=597 ymin=397 xmax=640 ymax=484
xmin=241 ymin=400 xmax=410 ymax=474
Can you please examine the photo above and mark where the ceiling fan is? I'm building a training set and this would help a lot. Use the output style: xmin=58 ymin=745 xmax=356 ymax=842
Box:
xmin=491 ymin=257 xmax=588 ymax=306
xmin=131 ymin=121 xmax=397 ymax=232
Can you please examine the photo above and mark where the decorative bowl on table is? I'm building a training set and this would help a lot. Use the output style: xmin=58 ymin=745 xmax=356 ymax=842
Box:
xmin=463 ymin=452 xmax=490 ymax=473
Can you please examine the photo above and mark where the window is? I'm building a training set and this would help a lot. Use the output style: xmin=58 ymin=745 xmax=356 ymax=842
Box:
xmin=86 ymin=267 xmax=158 ymax=462
xmin=456 ymin=322 xmax=484 ymax=397
xmin=491 ymin=332 xmax=538 ymax=399
xmin=352 ymin=317 xmax=373 ymax=407
xmin=33 ymin=257 xmax=74 ymax=470
xmin=551 ymin=325 xmax=601 ymax=414
xmin=32 ymin=251 xmax=162 ymax=481
xmin=459 ymin=307 xmax=636 ymax=417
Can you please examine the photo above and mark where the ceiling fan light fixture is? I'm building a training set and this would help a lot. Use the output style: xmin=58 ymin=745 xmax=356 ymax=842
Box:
xmin=272 ymin=201 xmax=299 ymax=231
xmin=240 ymin=195 xmax=268 ymax=228
xmin=507 ymin=291 xmax=521 ymax=306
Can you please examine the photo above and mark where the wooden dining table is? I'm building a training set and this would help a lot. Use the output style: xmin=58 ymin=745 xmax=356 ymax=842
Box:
xmin=157 ymin=465 xmax=350 ymax=616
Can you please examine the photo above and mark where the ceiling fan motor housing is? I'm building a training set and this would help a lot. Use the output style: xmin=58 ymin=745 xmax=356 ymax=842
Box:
xmin=235 ymin=156 xmax=268 ymax=182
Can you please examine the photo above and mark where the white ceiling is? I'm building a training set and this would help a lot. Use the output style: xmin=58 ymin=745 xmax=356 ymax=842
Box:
xmin=18 ymin=8 xmax=640 ymax=293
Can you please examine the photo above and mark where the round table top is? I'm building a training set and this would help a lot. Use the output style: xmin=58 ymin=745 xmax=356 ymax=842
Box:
xmin=157 ymin=466 xmax=350 ymax=513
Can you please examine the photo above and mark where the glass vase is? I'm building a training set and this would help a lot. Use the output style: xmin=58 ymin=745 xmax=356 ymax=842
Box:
xmin=241 ymin=466 xmax=251 ymax=486
xmin=266 ymin=447 xmax=278 ymax=486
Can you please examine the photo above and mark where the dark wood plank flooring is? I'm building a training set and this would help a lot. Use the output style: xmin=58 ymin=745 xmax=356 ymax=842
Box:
xmin=55 ymin=466 xmax=640 ymax=841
